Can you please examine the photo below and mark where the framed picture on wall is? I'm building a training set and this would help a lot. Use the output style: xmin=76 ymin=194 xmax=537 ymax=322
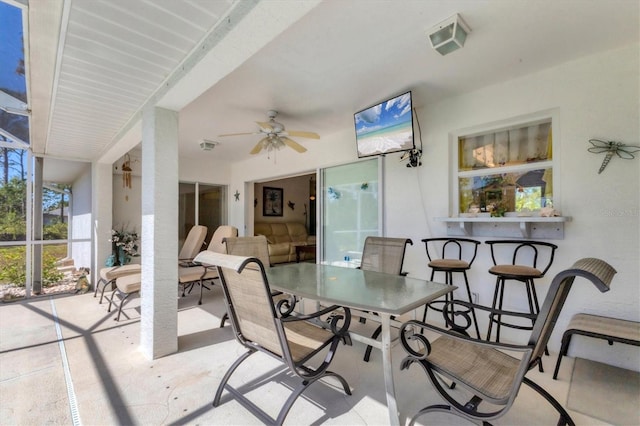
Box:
xmin=263 ymin=187 xmax=283 ymax=216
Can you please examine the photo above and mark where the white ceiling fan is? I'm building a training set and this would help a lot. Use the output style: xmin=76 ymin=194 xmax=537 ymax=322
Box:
xmin=219 ymin=110 xmax=320 ymax=155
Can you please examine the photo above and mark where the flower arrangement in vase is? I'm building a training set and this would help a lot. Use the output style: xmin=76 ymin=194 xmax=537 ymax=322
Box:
xmin=106 ymin=228 xmax=139 ymax=266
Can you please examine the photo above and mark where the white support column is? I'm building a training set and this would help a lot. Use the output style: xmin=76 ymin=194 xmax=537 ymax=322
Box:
xmin=140 ymin=106 xmax=179 ymax=359
xmin=92 ymin=162 xmax=113 ymax=289
xmin=32 ymin=157 xmax=43 ymax=294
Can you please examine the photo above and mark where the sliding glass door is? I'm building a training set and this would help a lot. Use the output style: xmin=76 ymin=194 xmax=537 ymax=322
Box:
xmin=320 ymin=158 xmax=381 ymax=266
xmin=178 ymin=182 xmax=226 ymax=248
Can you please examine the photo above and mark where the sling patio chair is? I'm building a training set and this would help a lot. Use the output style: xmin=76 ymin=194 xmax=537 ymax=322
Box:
xmin=219 ymin=235 xmax=292 ymax=327
xmin=192 ymin=251 xmax=352 ymax=426
xmin=178 ymin=224 xmax=208 ymax=265
xmin=178 ymin=225 xmax=237 ymax=305
xmin=359 ymin=236 xmax=413 ymax=362
xmin=398 ymin=257 xmax=616 ymax=426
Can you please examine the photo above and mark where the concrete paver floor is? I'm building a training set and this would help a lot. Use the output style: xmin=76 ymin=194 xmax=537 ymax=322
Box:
xmin=0 ymin=284 xmax=634 ymax=425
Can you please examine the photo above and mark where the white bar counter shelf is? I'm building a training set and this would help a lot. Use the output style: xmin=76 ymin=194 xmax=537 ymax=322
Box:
xmin=436 ymin=213 xmax=571 ymax=239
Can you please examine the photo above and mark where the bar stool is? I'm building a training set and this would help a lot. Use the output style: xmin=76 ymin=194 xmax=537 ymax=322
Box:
xmin=485 ymin=240 xmax=557 ymax=370
xmin=421 ymin=238 xmax=481 ymax=338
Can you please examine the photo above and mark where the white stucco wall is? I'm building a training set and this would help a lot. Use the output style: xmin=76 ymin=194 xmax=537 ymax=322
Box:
xmin=227 ymin=44 xmax=639 ymax=370
xmin=387 ymin=44 xmax=640 ymax=370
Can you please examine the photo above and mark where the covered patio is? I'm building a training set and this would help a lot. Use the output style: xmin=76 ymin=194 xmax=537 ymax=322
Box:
xmin=1 ymin=0 xmax=638 ymax=423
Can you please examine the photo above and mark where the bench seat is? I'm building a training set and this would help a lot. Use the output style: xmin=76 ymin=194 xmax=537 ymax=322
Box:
xmin=553 ymin=313 xmax=640 ymax=379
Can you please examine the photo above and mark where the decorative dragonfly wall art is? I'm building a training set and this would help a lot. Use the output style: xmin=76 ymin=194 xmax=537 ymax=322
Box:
xmin=587 ymin=139 xmax=640 ymax=174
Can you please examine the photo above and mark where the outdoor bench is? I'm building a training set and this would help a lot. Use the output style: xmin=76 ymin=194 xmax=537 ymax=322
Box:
xmin=553 ymin=313 xmax=640 ymax=379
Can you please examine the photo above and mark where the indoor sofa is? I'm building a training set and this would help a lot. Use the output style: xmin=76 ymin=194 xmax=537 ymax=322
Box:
xmin=254 ymin=221 xmax=316 ymax=264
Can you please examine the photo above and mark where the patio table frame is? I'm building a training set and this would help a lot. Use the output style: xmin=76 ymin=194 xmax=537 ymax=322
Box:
xmin=266 ymin=263 xmax=454 ymax=426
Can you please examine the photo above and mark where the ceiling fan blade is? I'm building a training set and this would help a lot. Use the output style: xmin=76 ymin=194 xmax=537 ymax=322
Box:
xmin=250 ymin=137 xmax=268 ymax=155
xmin=281 ymin=137 xmax=307 ymax=153
xmin=286 ymin=130 xmax=320 ymax=139
xmin=256 ymin=121 xmax=274 ymax=132
xmin=218 ymin=132 xmax=258 ymax=137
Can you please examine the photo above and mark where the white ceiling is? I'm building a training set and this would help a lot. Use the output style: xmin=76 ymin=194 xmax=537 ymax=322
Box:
xmin=27 ymin=0 xmax=640 ymax=182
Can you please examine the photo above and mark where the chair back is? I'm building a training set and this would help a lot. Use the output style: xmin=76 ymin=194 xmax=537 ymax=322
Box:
xmin=486 ymin=240 xmax=558 ymax=276
xmin=422 ymin=237 xmax=480 ymax=264
xmin=224 ymin=236 xmax=270 ymax=269
xmin=195 ymin=251 xmax=283 ymax=356
xmin=179 ymin=225 xmax=208 ymax=260
xmin=360 ymin=236 xmax=413 ymax=275
xmin=528 ymin=258 xmax=616 ymax=366
xmin=208 ymin=226 xmax=239 ymax=254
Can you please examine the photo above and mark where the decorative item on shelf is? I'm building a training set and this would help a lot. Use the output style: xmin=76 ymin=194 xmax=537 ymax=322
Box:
xmin=539 ymin=206 xmax=558 ymax=217
xmin=489 ymin=201 xmax=508 ymax=217
xmin=287 ymin=201 xmax=295 ymax=210
xmin=122 ymin=153 xmax=132 ymax=188
xmin=588 ymin=139 xmax=640 ymax=174
xmin=107 ymin=228 xmax=139 ymax=266
xmin=467 ymin=203 xmax=480 ymax=217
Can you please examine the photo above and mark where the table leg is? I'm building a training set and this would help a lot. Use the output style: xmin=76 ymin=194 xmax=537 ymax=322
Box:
xmin=380 ymin=313 xmax=400 ymax=426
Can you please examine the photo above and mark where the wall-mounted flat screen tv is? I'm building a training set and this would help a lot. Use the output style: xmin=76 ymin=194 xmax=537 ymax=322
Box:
xmin=354 ymin=91 xmax=415 ymax=158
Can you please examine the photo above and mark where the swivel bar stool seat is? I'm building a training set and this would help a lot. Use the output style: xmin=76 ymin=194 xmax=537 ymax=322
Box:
xmin=485 ymin=239 xmax=558 ymax=370
xmin=422 ymin=237 xmax=481 ymax=338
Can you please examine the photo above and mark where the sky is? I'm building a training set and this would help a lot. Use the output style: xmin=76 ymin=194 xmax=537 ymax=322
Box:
xmin=0 ymin=0 xmax=29 ymax=177
xmin=0 ymin=1 xmax=26 ymax=98
xmin=354 ymin=92 xmax=412 ymax=136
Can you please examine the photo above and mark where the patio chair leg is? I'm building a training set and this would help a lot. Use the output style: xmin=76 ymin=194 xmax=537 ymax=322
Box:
xmin=220 ymin=313 xmax=228 ymax=328
xmin=94 ymin=278 xmax=103 ymax=297
xmin=107 ymin=287 xmax=118 ymax=313
xmin=115 ymin=292 xmax=133 ymax=321
xmin=363 ymin=325 xmax=382 ymax=362
xmin=98 ymin=279 xmax=115 ymax=304
xmin=275 ymin=370 xmax=351 ymax=426
xmin=213 ymin=349 xmax=255 ymax=407
xmin=523 ymin=377 xmax=575 ymax=426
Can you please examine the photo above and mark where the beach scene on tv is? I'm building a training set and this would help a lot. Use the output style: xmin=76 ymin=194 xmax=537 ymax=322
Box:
xmin=355 ymin=92 xmax=414 ymax=157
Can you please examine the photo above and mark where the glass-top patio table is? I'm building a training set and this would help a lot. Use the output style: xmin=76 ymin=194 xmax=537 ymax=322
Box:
xmin=266 ymin=262 xmax=455 ymax=426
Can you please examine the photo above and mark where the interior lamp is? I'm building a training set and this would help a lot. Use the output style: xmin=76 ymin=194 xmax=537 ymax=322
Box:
xmin=200 ymin=139 xmax=218 ymax=151
xmin=428 ymin=14 xmax=471 ymax=56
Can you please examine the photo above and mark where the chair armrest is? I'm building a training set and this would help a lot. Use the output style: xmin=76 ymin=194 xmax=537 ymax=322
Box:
xmin=399 ymin=319 xmax=533 ymax=362
xmin=179 ymin=258 xmax=196 ymax=267
xmin=281 ymin=305 xmax=352 ymax=341
xmin=188 ymin=261 xmax=218 ymax=279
